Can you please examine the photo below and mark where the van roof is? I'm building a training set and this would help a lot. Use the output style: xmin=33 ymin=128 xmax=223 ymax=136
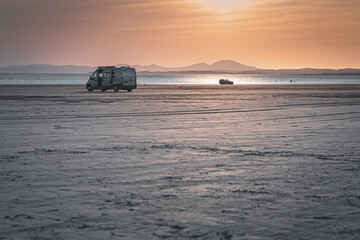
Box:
xmin=97 ymin=66 xmax=115 ymax=69
xmin=97 ymin=66 xmax=135 ymax=71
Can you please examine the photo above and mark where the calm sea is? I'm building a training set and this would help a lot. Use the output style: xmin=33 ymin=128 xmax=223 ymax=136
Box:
xmin=0 ymin=73 xmax=359 ymax=85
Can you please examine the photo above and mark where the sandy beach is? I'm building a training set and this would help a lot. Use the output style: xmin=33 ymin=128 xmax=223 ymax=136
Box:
xmin=0 ymin=84 xmax=359 ymax=239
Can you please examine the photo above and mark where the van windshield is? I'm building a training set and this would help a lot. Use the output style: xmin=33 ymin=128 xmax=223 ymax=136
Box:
xmin=90 ymin=71 xmax=98 ymax=80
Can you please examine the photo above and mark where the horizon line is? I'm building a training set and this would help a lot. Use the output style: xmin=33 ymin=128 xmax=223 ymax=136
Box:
xmin=1 ymin=60 xmax=359 ymax=71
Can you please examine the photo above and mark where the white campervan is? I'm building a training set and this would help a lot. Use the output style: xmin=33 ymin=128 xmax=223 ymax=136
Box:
xmin=86 ymin=66 xmax=137 ymax=92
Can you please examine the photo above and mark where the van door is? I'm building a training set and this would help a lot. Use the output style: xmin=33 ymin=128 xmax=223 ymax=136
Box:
xmin=102 ymin=69 xmax=112 ymax=88
xmin=122 ymin=68 xmax=136 ymax=87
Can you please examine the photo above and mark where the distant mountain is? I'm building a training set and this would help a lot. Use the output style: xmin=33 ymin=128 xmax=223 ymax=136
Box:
xmin=117 ymin=60 xmax=258 ymax=72
xmin=240 ymin=68 xmax=360 ymax=75
xmin=0 ymin=64 xmax=94 ymax=74
xmin=0 ymin=61 xmax=359 ymax=75
xmin=211 ymin=60 xmax=259 ymax=71
xmin=115 ymin=63 xmax=171 ymax=72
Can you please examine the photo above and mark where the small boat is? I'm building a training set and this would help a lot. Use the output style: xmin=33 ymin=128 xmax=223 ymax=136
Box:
xmin=219 ymin=79 xmax=234 ymax=85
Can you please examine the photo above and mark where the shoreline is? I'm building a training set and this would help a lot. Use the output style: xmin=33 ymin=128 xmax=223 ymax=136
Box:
xmin=1 ymin=83 xmax=360 ymax=86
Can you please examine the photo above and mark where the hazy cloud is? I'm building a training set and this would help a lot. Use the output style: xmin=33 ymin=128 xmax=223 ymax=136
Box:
xmin=0 ymin=0 xmax=359 ymax=68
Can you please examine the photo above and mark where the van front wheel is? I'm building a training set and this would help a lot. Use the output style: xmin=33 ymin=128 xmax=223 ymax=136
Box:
xmin=127 ymin=89 xmax=132 ymax=92
xmin=87 ymin=85 xmax=93 ymax=92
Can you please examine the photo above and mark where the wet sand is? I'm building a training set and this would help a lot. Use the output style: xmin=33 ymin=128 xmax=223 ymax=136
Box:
xmin=0 ymin=84 xmax=360 ymax=239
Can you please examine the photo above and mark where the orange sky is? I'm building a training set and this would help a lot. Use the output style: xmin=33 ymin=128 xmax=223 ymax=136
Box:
xmin=0 ymin=0 xmax=359 ymax=68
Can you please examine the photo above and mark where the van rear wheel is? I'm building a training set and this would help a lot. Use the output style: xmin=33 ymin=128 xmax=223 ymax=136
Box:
xmin=127 ymin=89 xmax=132 ymax=92
xmin=113 ymin=85 xmax=119 ymax=92
xmin=101 ymin=89 xmax=106 ymax=92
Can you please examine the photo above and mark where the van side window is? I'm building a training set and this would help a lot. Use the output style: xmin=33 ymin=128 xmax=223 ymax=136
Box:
xmin=103 ymin=72 xmax=110 ymax=79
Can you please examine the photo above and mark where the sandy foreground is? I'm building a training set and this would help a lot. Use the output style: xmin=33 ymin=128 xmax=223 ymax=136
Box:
xmin=0 ymin=84 xmax=359 ymax=239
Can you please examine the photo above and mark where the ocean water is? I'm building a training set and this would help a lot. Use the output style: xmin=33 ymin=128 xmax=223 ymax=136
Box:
xmin=0 ymin=73 xmax=359 ymax=85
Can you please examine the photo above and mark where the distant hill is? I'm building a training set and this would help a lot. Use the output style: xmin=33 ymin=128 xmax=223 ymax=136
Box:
xmin=210 ymin=60 xmax=259 ymax=72
xmin=0 ymin=64 xmax=94 ymax=74
xmin=0 ymin=61 xmax=359 ymax=75
xmin=239 ymin=68 xmax=360 ymax=75
xmin=115 ymin=63 xmax=171 ymax=72
xmin=117 ymin=60 xmax=259 ymax=72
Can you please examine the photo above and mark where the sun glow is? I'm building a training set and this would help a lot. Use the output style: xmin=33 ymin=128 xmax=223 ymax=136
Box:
xmin=196 ymin=0 xmax=250 ymax=12
xmin=1 ymin=0 xmax=359 ymax=68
